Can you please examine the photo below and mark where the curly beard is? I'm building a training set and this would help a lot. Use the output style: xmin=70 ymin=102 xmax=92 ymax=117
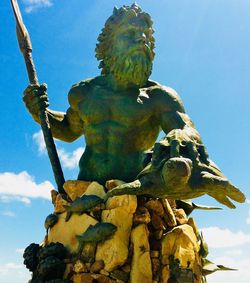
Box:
xmin=106 ymin=50 xmax=153 ymax=87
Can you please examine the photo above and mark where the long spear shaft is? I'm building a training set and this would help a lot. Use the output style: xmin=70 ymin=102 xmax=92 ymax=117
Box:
xmin=10 ymin=0 xmax=66 ymax=194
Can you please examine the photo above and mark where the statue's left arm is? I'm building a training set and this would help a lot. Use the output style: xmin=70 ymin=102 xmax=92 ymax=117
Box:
xmin=158 ymin=86 xmax=209 ymax=164
xmin=152 ymin=86 xmax=245 ymax=207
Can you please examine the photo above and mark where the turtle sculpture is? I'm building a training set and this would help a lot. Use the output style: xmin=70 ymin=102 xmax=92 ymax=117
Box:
xmin=107 ymin=137 xmax=245 ymax=209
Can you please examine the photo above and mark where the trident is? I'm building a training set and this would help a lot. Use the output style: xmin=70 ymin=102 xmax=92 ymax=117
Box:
xmin=10 ymin=0 xmax=66 ymax=194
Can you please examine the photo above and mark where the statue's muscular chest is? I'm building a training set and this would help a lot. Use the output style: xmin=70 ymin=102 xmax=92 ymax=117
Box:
xmin=77 ymin=88 xmax=152 ymax=127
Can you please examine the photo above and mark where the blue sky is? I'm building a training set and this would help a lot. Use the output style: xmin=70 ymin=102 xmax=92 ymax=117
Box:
xmin=0 ymin=0 xmax=250 ymax=282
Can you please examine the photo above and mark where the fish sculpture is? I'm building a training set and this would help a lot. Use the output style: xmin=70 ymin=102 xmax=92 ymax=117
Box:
xmin=202 ymin=259 xmax=237 ymax=276
xmin=44 ymin=213 xmax=58 ymax=234
xmin=76 ymin=222 xmax=117 ymax=254
xmin=64 ymin=195 xmax=104 ymax=222
xmin=199 ymin=232 xmax=209 ymax=258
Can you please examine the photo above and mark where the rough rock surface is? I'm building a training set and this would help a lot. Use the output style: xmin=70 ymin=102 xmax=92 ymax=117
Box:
xmin=105 ymin=179 xmax=125 ymax=191
xmin=133 ymin=206 xmax=151 ymax=225
xmin=160 ymin=266 xmax=170 ymax=283
xmin=161 ymin=224 xmax=202 ymax=281
xmin=160 ymin=199 xmax=177 ymax=227
xmin=29 ymin=179 xmax=206 ymax=283
xmin=130 ymin=224 xmax=152 ymax=283
xmin=48 ymin=212 xmax=98 ymax=253
xmin=144 ymin=199 xmax=164 ymax=216
xmin=84 ymin=182 xmax=107 ymax=199
xmin=174 ymin=208 xmax=188 ymax=225
xmin=96 ymin=195 xmax=137 ymax=272
xmin=187 ymin=217 xmax=199 ymax=237
xmin=105 ymin=194 xmax=137 ymax=211
xmin=90 ymin=260 xmax=105 ymax=273
xmin=73 ymin=260 xmax=88 ymax=273
xmin=72 ymin=273 xmax=113 ymax=283
xmin=63 ymin=180 xmax=91 ymax=201
xmin=54 ymin=194 xmax=69 ymax=214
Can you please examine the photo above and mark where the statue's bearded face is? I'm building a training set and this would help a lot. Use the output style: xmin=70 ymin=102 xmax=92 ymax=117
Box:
xmin=96 ymin=5 xmax=155 ymax=87
xmin=107 ymin=24 xmax=154 ymax=87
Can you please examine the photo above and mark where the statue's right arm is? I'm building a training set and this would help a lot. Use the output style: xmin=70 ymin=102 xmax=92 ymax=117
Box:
xmin=23 ymin=83 xmax=84 ymax=142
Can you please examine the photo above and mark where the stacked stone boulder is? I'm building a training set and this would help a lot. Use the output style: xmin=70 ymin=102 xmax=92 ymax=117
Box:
xmin=27 ymin=180 xmax=205 ymax=283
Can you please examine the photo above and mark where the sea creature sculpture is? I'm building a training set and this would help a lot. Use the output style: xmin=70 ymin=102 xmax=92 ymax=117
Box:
xmin=199 ymin=232 xmax=209 ymax=258
xmin=24 ymin=242 xmax=68 ymax=282
xmin=23 ymin=243 xmax=41 ymax=272
xmin=76 ymin=222 xmax=117 ymax=243
xmin=202 ymin=259 xmax=237 ymax=276
xmin=106 ymin=139 xmax=245 ymax=209
xmin=44 ymin=213 xmax=59 ymax=234
xmin=64 ymin=194 xmax=104 ymax=221
xmin=36 ymin=256 xmax=66 ymax=281
xmin=38 ymin=243 xmax=68 ymax=261
xmin=176 ymin=200 xmax=221 ymax=216
xmin=76 ymin=222 xmax=117 ymax=254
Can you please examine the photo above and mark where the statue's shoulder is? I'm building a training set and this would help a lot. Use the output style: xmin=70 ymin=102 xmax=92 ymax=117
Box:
xmin=68 ymin=77 xmax=98 ymax=108
xmin=146 ymin=80 xmax=179 ymax=99
xmin=146 ymin=81 xmax=184 ymax=111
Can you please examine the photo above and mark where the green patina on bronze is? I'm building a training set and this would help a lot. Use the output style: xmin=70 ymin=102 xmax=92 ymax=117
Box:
xmin=76 ymin=222 xmax=117 ymax=244
xmin=175 ymin=200 xmax=221 ymax=216
xmin=168 ymin=255 xmax=195 ymax=282
xmin=23 ymin=3 xmax=245 ymax=208
xmin=44 ymin=213 xmax=58 ymax=234
xmin=63 ymin=194 xmax=104 ymax=222
xmin=106 ymin=144 xmax=245 ymax=208
xmin=76 ymin=222 xmax=117 ymax=256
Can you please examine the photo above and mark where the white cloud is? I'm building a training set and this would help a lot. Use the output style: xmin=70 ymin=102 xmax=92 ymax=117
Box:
xmin=16 ymin=248 xmax=25 ymax=254
xmin=225 ymin=249 xmax=243 ymax=256
xmin=0 ymin=195 xmax=31 ymax=204
xmin=22 ymin=0 xmax=53 ymax=13
xmin=246 ymin=211 xmax=250 ymax=224
xmin=0 ymin=263 xmax=30 ymax=282
xmin=1 ymin=210 xmax=16 ymax=217
xmin=0 ymin=171 xmax=53 ymax=202
xmin=58 ymin=147 xmax=84 ymax=169
xmin=246 ymin=199 xmax=250 ymax=224
xmin=0 ymin=263 xmax=23 ymax=275
xmin=32 ymin=130 xmax=84 ymax=170
xmin=32 ymin=130 xmax=46 ymax=154
xmin=201 ymin=227 xmax=250 ymax=282
xmin=201 ymin=226 xmax=250 ymax=248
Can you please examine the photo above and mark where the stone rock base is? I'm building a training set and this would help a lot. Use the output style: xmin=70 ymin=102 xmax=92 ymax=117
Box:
xmin=25 ymin=180 xmax=206 ymax=283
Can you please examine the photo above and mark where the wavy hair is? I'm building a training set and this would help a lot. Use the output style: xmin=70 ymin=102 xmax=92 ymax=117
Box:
xmin=95 ymin=3 xmax=155 ymax=75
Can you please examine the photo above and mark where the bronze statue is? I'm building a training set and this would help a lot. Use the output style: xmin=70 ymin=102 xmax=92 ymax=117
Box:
xmin=23 ymin=4 xmax=245 ymax=208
